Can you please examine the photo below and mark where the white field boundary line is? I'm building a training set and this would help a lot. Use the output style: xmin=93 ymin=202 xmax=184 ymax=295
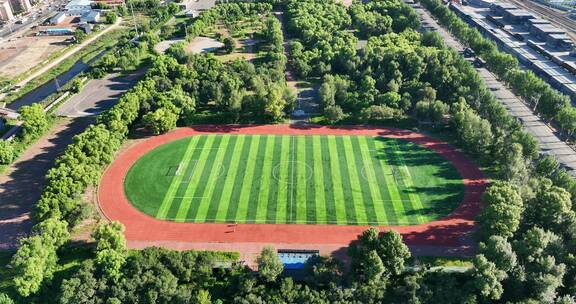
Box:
xmin=153 ymin=217 xmax=420 ymax=226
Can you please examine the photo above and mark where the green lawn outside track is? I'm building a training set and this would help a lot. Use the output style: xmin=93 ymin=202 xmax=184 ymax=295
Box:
xmin=124 ymin=135 xmax=465 ymax=226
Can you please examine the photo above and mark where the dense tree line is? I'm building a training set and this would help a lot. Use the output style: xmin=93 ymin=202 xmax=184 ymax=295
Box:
xmin=11 ymin=222 xmax=495 ymax=304
xmin=420 ymin=0 xmax=576 ymax=141
xmin=284 ymin=0 xmax=538 ymax=184
xmin=286 ymin=0 xmax=357 ymax=77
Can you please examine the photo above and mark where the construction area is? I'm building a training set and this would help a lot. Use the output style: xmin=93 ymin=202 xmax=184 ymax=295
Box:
xmin=0 ymin=0 xmax=104 ymax=80
xmin=451 ymin=0 xmax=576 ymax=101
xmin=0 ymin=35 xmax=71 ymax=78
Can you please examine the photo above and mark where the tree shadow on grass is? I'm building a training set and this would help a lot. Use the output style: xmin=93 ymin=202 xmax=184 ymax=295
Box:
xmin=373 ymin=137 xmax=463 ymax=181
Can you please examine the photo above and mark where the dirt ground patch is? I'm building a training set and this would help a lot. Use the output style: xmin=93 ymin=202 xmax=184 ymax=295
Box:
xmin=340 ymin=0 xmax=353 ymax=7
xmin=0 ymin=36 xmax=70 ymax=78
xmin=186 ymin=36 xmax=224 ymax=54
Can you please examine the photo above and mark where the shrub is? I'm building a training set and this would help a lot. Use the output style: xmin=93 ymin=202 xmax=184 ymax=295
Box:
xmin=0 ymin=140 xmax=14 ymax=164
xmin=324 ymin=105 xmax=345 ymax=124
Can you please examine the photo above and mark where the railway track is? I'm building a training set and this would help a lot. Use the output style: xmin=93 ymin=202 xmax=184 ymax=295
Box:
xmin=507 ymin=0 xmax=576 ymax=42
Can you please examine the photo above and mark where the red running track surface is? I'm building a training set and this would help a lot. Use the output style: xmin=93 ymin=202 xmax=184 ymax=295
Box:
xmin=98 ymin=125 xmax=488 ymax=254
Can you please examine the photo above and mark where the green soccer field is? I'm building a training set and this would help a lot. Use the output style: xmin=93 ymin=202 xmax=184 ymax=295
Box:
xmin=124 ymin=135 xmax=465 ymax=226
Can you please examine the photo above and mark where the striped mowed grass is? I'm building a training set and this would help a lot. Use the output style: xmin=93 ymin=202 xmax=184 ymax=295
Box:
xmin=124 ymin=135 xmax=464 ymax=226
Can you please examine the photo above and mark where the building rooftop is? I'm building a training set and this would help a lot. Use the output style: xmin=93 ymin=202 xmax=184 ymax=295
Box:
xmin=506 ymin=9 xmax=535 ymax=18
xmin=82 ymin=10 xmax=99 ymax=17
xmin=492 ymin=2 xmax=518 ymax=10
xmin=529 ymin=18 xmax=551 ymax=24
xmin=549 ymin=33 xmax=571 ymax=39
xmin=532 ymin=23 xmax=566 ymax=34
xmin=66 ymin=0 xmax=92 ymax=7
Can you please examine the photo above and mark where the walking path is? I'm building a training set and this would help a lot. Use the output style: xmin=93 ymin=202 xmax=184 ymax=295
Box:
xmin=0 ymin=117 xmax=93 ymax=249
xmin=274 ymin=11 xmax=320 ymax=125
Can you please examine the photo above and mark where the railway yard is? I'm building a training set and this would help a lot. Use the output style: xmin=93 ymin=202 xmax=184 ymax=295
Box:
xmin=507 ymin=0 xmax=576 ymax=42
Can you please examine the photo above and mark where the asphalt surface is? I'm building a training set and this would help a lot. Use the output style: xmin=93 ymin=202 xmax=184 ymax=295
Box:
xmin=0 ymin=69 xmax=144 ymax=249
xmin=56 ymin=70 xmax=146 ymax=117
xmin=415 ymin=4 xmax=576 ymax=174
xmin=0 ymin=117 xmax=94 ymax=249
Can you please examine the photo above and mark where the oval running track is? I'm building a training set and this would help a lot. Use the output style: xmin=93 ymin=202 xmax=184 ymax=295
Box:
xmin=98 ymin=125 xmax=489 ymax=261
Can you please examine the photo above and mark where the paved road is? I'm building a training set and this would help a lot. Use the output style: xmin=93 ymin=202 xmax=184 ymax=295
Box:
xmin=56 ymin=70 xmax=145 ymax=117
xmin=0 ymin=17 xmax=122 ymax=103
xmin=415 ymin=4 xmax=576 ymax=174
xmin=0 ymin=117 xmax=93 ymax=249
xmin=0 ymin=0 xmax=67 ymax=39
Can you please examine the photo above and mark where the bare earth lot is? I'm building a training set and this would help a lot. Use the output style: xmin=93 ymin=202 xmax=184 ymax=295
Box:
xmin=0 ymin=36 xmax=70 ymax=78
xmin=155 ymin=36 xmax=224 ymax=54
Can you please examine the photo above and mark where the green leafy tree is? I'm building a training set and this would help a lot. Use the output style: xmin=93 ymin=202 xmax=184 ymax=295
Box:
xmin=525 ymin=185 xmax=573 ymax=232
xmin=92 ymin=222 xmax=127 ymax=282
xmin=376 ymin=230 xmax=411 ymax=277
xmin=223 ymin=37 xmax=236 ymax=54
xmin=257 ymin=246 xmax=283 ymax=283
xmin=479 ymin=235 xmax=517 ymax=272
xmin=0 ymin=140 xmax=14 ymax=164
xmin=105 ymin=11 xmax=117 ymax=24
xmin=11 ymin=236 xmax=58 ymax=297
xmin=0 ymin=293 xmax=14 ymax=304
xmin=303 ymin=256 xmax=344 ymax=288
xmin=324 ymin=105 xmax=345 ymax=124
xmin=142 ymin=106 xmax=179 ymax=134
xmin=535 ymin=155 xmax=560 ymax=178
xmin=93 ymin=221 xmax=126 ymax=252
xmin=363 ymin=250 xmax=385 ymax=282
xmin=472 ymin=254 xmax=506 ymax=301
xmin=479 ymin=181 xmax=523 ymax=239
xmin=500 ymin=142 xmax=529 ymax=183
xmin=264 ymin=84 xmax=287 ymax=121
xmin=74 ymin=30 xmax=87 ymax=43
xmin=32 ymin=218 xmax=70 ymax=247
xmin=19 ymin=104 xmax=48 ymax=138
xmin=349 ymin=228 xmax=410 ymax=281
xmin=556 ymin=106 xmax=576 ymax=140
xmin=196 ymin=290 xmax=212 ymax=304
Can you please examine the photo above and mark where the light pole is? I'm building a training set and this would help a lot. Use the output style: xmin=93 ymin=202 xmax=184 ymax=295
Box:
xmin=129 ymin=0 xmax=139 ymax=37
